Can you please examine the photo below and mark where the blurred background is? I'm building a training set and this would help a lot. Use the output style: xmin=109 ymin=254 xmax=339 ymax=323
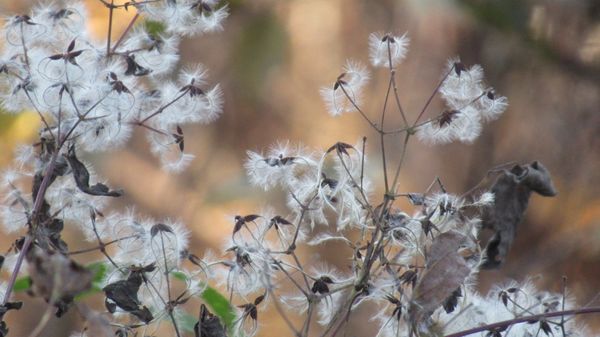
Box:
xmin=0 ymin=0 xmax=599 ymax=336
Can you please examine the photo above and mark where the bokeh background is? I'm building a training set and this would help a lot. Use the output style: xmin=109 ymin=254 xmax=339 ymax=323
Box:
xmin=0 ymin=0 xmax=599 ymax=336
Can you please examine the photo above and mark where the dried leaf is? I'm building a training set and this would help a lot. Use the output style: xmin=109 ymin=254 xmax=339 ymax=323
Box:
xmin=408 ymin=231 xmax=472 ymax=325
xmin=65 ymin=146 xmax=123 ymax=197
xmin=195 ymin=304 xmax=227 ymax=337
xmin=103 ymin=268 xmax=153 ymax=323
xmin=480 ymin=161 xmax=557 ymax=269
xmin=26 ymin=246 xmax=93 ymax=317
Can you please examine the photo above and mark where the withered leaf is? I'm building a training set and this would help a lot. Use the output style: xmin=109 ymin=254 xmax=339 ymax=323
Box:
xmin=408 ymin=231 xmax=472 ymax=325
xmin=103 ymin=269 xmax=153 ymax=323
xmin=65 ymin=146 xmax=123 ymax=197
xmin=0 ymin=301 xmax=22 ymax=317
xmin=26 ymin=246 xmax=93 ymax=317
xmin=195 ymin=304 xmax=227 ymax=337
xmin=480 ymin=161 xmax=557 ymax=269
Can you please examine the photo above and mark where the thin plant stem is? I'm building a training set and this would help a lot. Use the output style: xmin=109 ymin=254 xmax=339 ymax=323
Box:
xmin=68 ymin=234 xmax=138 ymax=255
xmin=444 ymin=306 xmax=600 ymax=337
xmin=138 ymin=88 xmax=190 ymax=125
xmin=379 ymin=71 xmax=393 ymax=193
xmin=386 ymin=38 xmax=408 ymax=127
xmin=413 ymin=65 xmax=454 ymax=126
xmin=26 ymin=293 xmax=55 ymax=337
xmin=2 ymin=146 xmax=60 ymax=305
xmin=339 ymin=85 xmax=382 ymax=133
xmin=560 ymin=276 xmax=567 ymax=337
xmin=111 ymin=13 xmax=140 ymax=54
xmin=106 ymin=0 xmax=115 ymax=57
xmin=303 ymin=303 xmax=314 ymax=337
xmin=20 ymin=22 xmax=30 ymax=70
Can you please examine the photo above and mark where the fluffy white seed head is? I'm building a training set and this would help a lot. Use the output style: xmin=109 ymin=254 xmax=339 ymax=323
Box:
xmin=320 ymin=60 xmax=370 ymax=116
xmin=368 ymin=32 xmax=409 ymax=68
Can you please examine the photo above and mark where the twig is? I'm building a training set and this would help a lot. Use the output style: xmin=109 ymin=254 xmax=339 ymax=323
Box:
xmin=444 ymin=306 xmax=600 ymax=337
xmin=413 ymin=65 xmax=453 ymax=126
xmin=106 ymin=0 xmax=115 ymax=57
xmin=111 ymin=13 xmax=140 ymax=54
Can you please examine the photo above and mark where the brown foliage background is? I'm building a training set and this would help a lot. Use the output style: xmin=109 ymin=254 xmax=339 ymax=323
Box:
xmin=0 ymin=0 xmax=598 ymax=335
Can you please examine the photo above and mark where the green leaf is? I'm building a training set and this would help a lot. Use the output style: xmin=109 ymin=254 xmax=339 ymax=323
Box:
xmin=200 ymin=286 xmax=236 ymax=330
xmin=87 ymin=261 xmax=108 ymax=283
xmin=74 ymin=262 xmax=108 ymax=300
xmin=13 ymin=277 xmax=31 ymax=292
xmin=171 ymin=271 xmax=188 ymax=281
xmin=143 ymin=20 xmax=167 ymax=38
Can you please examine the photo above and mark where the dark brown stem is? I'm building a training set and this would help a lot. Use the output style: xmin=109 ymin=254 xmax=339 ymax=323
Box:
xmin=379 ymin=72 xmax=393 ymax=193
xmin=68 ymin=234 xmax=138 ymax=255
xmin=2 ymin=146 xmax=61 ymax=305
xmin=413 ymin=65 xmax=453 ymax=126
xmin=138 ymin=89 xmax=190 ymax=125
xmin=106 ymin=0 xmax=115 ymax=58
xmin=339 ymin=85 xmax=382 ymax=133
xmin=111 ymin=13 xmax=140 ymax=54
xmin=444 ymin=306 xmax=600 ymax=337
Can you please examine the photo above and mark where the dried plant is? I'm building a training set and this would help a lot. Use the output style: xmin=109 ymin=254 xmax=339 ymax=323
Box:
xmin=0 ymin=2 xmax=597 ymax=337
